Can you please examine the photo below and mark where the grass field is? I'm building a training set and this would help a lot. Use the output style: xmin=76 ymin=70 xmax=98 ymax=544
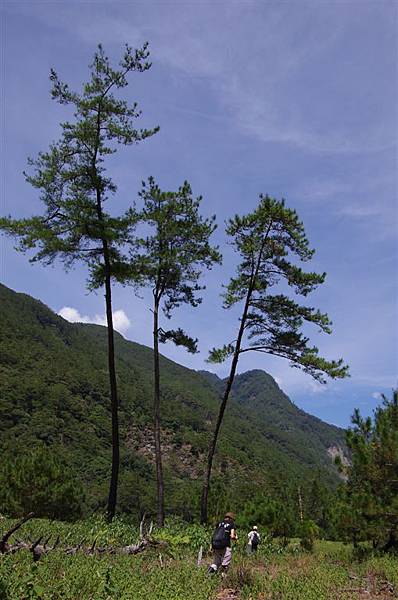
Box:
xmin=1 ymin=516 xmax=397 ymax=599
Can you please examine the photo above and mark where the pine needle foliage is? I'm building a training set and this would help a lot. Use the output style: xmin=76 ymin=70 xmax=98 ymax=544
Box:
xmin=208 ymin=194 xmax=348 ymax=382
xmin=133 ymin=176 xmax=222 ymax=326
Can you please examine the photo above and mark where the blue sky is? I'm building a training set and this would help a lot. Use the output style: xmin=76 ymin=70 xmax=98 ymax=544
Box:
xmin=1 ymin=1 xmax=397 ymax=428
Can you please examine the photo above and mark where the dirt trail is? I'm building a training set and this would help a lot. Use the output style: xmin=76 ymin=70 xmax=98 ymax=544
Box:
xmin=214 ymin=565 xmax=396 ymax=600
xmin=344 ymin=572 xmax=396 ymax=599
xmin=216 ymin=589 xmax=240 ymax=600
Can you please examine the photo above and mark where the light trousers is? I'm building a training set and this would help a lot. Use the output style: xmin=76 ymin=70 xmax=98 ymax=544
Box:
xmin=210 ymin=546 xmax=232 ymax=571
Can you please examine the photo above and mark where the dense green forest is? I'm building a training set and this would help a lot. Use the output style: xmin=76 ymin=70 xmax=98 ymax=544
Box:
xmin=0 ymin=283 xmax=346 ymax=529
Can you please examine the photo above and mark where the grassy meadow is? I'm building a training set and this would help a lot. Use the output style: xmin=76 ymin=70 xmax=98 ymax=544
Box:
xmin=1 ymin=515 xmax=397 ymax=600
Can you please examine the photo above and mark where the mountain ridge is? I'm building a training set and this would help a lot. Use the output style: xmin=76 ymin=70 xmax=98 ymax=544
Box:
xmin=0 ymin=283 xmax=347 ymax=518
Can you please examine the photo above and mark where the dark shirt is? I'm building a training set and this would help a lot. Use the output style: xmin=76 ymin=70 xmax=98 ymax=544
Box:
xmin=217 ymin=520 xmax=236 ymax=547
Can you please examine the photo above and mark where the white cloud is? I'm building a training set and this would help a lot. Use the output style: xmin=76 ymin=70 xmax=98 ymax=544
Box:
xmin=372 ymin=392 xmax=383 ymax=400
xmin=58 ymin=306 xmax=131 ymax=335
xmin=110 ymin=310 xmax=131 ymax=335
xmin=58 ymin=307 xmax=85 ymax=323
xmin=339 ymin=205 xmax=381 ymax=219
xmin=307 ymin=380 xmax=328 ymax=395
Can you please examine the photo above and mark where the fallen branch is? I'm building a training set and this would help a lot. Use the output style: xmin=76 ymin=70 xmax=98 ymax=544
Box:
xmin=30 ymin=534 xmax=61 ymax=561
xmin=0 ymin=513 xmax=34 ymax=553
xmin=31 ymin=536 xmax=46 ymax=562
xmin=1 ymin=515 xmax=168 ymax=561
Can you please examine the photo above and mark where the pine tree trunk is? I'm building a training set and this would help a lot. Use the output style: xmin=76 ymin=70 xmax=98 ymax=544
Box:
xmin=200 ymin=233 xmax=269 ymax=524
xmin=200 ymin=289 xmax=253 ymax=524
xmin=153 ymin=301 xmax=165 ymax=527
xmin=93 ymin=105 xmax=120 ymax=522
xmin=200 ymin=362 xmax=237 ymax=524
xmin=104 ymin=254 xmax=120 ymax=522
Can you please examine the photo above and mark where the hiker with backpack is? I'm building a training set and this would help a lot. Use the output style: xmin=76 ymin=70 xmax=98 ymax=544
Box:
xmin=207 ymin=512 xmax=238 ymax=574
xmin=247 ymin=525 xmax=260 ymax=553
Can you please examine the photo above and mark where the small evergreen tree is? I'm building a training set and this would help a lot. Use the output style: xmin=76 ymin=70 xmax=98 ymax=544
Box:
xmin=0 ymin=44 xmax=158 ymax=520
xmin=304 ymin=474 xmax=335 ymax=536
xmin=0 ymin=446 xmax=84 ymax=520
xmin=240 ymin=494 xmax=295 ymax=538
xmin=200 ymin=194 xmax=349 ymax=522
xmin=128 ymin=177 xmax=221 ymax=525
xmin=299 ymin=519 xmax=320 ymax=552
xmin=339 ymin=390 xmax=398 ymax=550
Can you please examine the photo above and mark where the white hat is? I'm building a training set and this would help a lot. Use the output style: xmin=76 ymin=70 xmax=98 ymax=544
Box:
xmin=253 ymin=525 xmax=258 ymax=530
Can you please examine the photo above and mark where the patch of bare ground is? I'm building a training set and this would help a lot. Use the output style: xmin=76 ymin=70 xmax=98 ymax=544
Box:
xmin=246 ymin=558 xmax=268 ymax=574
xmin=339 ymin=571 xmax=396 ymax=599
xmin=261 ymin=561 xmax=281 ymax=581
xmin=284 ymin=555 xmax=314 ymax=577
xmin=251 ymin=556 xmax=314 ymax=579
xmin=125 ymin=426 xmax=240 ymax=479
xmin=216 ymin=589 xmax=240 ymax=600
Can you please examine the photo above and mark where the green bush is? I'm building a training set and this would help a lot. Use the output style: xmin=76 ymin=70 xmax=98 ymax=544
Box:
xmin=299 ymin=519 xmax=320 ymax=552
xmin=0 ymin=445 xmax=84 ymax=520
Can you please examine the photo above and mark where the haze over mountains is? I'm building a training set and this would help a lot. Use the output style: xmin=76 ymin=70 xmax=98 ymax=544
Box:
xmin=0 ymin=283 xmax=347 ymax=517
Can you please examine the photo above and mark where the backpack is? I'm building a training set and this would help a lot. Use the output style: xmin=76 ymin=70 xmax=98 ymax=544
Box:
xmin=251 ymin=532 xmax=259 ymax=547
xmin=211 ymin=522 xmax=230 ymax=549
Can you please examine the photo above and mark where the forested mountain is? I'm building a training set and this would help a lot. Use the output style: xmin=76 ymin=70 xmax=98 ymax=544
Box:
xmin=0 ymin=284 xmax=347 ymax=519
xmin=200 ymin=369 xmax=346 ymax=474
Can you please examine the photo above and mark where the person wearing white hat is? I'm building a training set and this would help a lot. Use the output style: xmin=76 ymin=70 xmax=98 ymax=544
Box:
xmin=247 ymin=525 xmax=260 ymax=553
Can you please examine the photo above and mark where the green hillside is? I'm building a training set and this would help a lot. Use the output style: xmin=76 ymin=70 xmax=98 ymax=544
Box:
xmin=0 ymin=284 xmax=347 ymax=520
xmin=202 ymin=369 xmax=346 ymax=474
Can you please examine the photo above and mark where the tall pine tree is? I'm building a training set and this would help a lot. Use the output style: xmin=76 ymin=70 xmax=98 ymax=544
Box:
xmin=127 ymin=176 xmax=221 ymax=525
xmin=201 ymin=194 xmax=349 ymax=522
xmin=0 ymin=44 xmax=158 ymax=520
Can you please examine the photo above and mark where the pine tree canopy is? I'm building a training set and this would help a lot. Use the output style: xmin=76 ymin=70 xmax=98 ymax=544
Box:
xmin=208 ymin=194 xmax=349 ymax=383
xmin=126 ymin=176 xmax=222 ymax=351
xmin=0 ymin=44 xmax=158 ymax=279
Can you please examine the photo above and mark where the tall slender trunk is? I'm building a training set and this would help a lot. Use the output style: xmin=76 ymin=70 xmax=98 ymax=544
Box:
xmin=103 ymin=242 xmax=120 ymax=522
xmin=200 ymin=299 xmax=248 ymax=524
xmin=200 ymin=341 xmax=242 ymax=524
xmin=95 ymin=185 xmax=120 ymax=522
xmin=200 ymin=234 xmax=269 ymax=524
xmin=153 ymin=299 xmax=165 ymax=526
xmin=91 ymin=100 xmax=120 ymax=522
